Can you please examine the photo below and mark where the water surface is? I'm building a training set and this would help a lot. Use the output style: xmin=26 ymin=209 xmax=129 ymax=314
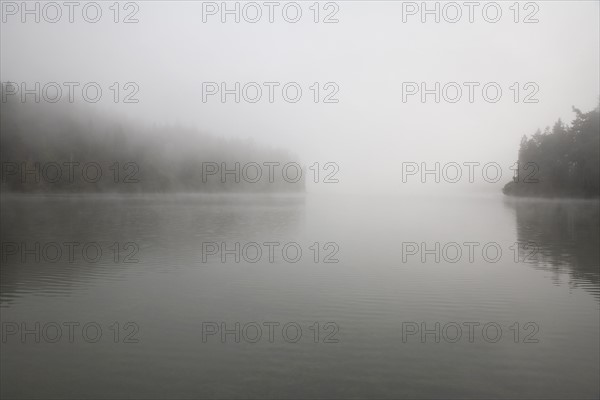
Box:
xmin=1 ymin=193 xmax=598 ymax=399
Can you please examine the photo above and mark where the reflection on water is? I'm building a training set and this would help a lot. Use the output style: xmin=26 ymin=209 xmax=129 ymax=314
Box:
xmin=1 ymin=193 xmax=599 ymax=399
xmin=505 ymin=198 xmax=600 ymax=299
xmin=0 ymin=193 xmax=306 ymax=305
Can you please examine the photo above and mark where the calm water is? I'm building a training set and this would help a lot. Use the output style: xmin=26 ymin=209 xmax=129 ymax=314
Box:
xmin=1 ymin=193 xmax=599 ymax=399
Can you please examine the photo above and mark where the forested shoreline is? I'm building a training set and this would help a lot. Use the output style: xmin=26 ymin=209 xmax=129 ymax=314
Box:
xmin=503 ymin=104 xmax=599 ymax=198
xmin=0 ymin=86 xmax=304 ymax=193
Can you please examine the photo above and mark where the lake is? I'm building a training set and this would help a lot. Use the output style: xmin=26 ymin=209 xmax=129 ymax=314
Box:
xmin=1 ymin=193 xmax=598 ymax=399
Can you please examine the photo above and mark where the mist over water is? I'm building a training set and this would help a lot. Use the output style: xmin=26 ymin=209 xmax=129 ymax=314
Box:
xmin=1 ymin=1 xmax=599 ymax=399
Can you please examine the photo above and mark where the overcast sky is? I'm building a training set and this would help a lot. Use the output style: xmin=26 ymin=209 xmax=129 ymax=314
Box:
xmin=1 ymin=1 xmax=599 ymax=193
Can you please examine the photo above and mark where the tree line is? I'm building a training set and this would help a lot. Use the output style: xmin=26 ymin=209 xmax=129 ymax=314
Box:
xmin=503 ymin=103 xmax=599 ymax=198
xmin=0 ymin=83 xmax=305 ymax=193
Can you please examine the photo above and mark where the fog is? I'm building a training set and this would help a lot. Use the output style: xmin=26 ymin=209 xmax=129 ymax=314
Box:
xmin=2 ymin=1 xmax=598 ymax=194
xmin=2 ymin=2 xmax=600 ymax=399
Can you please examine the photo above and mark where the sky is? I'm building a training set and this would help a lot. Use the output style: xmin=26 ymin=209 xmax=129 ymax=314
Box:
xmin=1 ymin=0 xmax=599 ymax=193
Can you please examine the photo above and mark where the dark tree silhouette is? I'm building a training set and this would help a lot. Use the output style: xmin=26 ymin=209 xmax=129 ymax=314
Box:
xmin=503 ymin=103 xmax=600 ymax=198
